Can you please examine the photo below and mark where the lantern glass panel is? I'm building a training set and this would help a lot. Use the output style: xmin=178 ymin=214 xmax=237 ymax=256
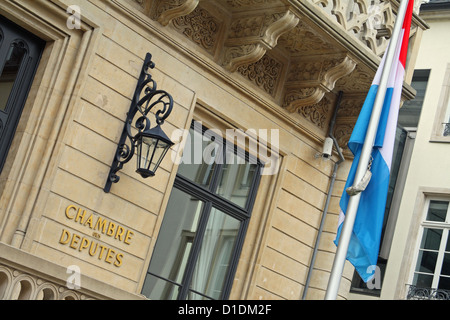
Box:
xmin=145 ymin=136 xmax=170 ymax=171
xmin=136 ymin=135 xmax=171 ymax=177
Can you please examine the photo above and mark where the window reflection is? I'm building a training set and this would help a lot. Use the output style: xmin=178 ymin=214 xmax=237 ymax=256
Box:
xmin=216 ymin=150 xmax=258 ymax=208
xmin=177 ymin=128 xmax=220 ymax=188
xmin=189 ymin=207 xmax=240 ymax=299
xmin=143 ymin=188 xmax=204 ymax=299
xmin=143 ymin=122 xmax=261 ymax=300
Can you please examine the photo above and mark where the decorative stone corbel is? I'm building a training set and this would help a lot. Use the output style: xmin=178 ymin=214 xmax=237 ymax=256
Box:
xmin=284 ymin=87 xmax=327 ymax=114
xmin=283 ymin=54 xmax=357 ymax=114
xmin=224 ymin=44 xmax=267 ymax=73
xmin=151 ymin=0 xmax=200 ymax=26
xmin=223 ymin=10 xmax=299 ymax=72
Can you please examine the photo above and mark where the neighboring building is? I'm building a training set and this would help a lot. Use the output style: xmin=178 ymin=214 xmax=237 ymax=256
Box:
xmin=0 ymin=0 xmax=427 ymax=300
xmin=349 ymin=0 xmax=450 ymax=300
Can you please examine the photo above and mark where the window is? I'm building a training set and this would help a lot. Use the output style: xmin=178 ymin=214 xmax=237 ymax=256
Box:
xmin=398 ymin=69 xmax=429 ymax=129
xmin=432 ymin=63 xmax=450 ymax=141
xmin=0 ymin=15 xmax=45 ymax=172
xmin=412 ymin=199 xmax=450 ymax=290
xmin=141 ymin=122 xmax=262 ymax=300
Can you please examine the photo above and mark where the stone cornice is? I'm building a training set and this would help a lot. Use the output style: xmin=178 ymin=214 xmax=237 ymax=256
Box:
xmin=114 ymin=0 xmax=421 ymax=150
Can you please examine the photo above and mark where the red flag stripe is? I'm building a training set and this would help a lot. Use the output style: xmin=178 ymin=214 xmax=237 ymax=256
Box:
xmin=399 ymin=0 xmax=414 ymax=68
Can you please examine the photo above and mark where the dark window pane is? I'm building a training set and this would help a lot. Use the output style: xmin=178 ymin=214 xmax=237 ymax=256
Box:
xmin=441 ymin=253 xmax=450 ymax=276
xmin=438 ymin=276 xmax=450 ymax=290
xmin=420 ymin=228 xmax=443 ymax=250
xmin=177 ymin=128 xmax=220 ymax=188
xmin=147 ymin=188 xmax=204 ymax=284
xmin=413 ymin=273 xmax=433 ymax=288
xmin=142 ymin=275 xmax=181 ymax=300
xmin=426 ymin=200 xmax=449 ymax=222
xmin=398 ymin=69 xmax=429 ymax=128
xmin=216 ymin=149 xmax=258 ymax=208
xmin=0 ymin=41 xmax=26 ymax=111
xmin=415 ymin=250 xmax=438 ymax=274
xmin=189 ymin=207 xmax=240 ymax=299
xmin=446 ymin=233 xmax=450 ymax=252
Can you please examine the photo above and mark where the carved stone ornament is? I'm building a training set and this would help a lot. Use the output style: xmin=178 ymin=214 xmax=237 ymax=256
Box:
xmin=279 ymin=20 xmax=338 ymax=56
xmin=283 ymin=55 xmax=357 ymax=113
xmin=171 ymin=6 xmax=220 ymax=54
xmin=223 ymin=10 xmax=299 ymax=72
xmin=225 ymin=0 xmax=281 ymax=7
xmin=332 ymin=93 xmax=367 ymax=150
xmin=333 ymin=122 xmax=355 ymax=150
xmin=305 ymin=0 xmax=397 ymax=56
xmin=151 ymin=0 xmax=199 ymax=26
xmin=130 ymin=0 xmax=422 ymax=137
xmin=297 ymin=95 xmax=331 ymax=129
xmin=237 ymin=53 xmax=283 ymax=96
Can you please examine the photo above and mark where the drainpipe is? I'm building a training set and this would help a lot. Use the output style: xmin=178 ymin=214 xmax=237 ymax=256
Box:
xmin=302 ymin=91 xmax=345 ymax=300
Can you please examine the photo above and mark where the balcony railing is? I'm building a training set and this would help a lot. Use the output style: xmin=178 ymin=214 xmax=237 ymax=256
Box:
xmin=306 ymin=0 xmax=397 ymax=56
xmin=406 ymin=285 xmax=450 ymax=300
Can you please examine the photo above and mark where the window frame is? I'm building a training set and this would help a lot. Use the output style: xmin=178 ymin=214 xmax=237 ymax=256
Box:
xmin=143 ymin=121 xmax=263 ymax=300
xmin=0 ymin=15 xmax=45 ymax=173
xmin=410 ymin=197 xmax=450 ymax=290
xmin=431 ymin=63 xmax=450 ymax=142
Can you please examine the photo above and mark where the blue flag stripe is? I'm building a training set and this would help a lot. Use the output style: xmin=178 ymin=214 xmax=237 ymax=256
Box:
xmin=335 ymin=84 xmax=395 ymax=282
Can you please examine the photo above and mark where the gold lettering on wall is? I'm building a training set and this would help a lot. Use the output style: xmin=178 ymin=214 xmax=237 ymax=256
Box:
xmin=59 ymin=205 xmax=132 ymax=268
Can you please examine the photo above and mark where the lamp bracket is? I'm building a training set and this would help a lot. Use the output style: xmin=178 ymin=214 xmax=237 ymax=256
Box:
xmin=104 ymin=53 xmax=173 ymax=193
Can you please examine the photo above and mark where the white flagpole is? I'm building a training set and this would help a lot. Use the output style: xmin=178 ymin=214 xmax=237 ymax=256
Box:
xmin=324 ymin=0 xmax=410 ymax=300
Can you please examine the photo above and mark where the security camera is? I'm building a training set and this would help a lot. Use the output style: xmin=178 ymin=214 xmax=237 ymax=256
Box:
xmin=322 ymin=137 xmax=333 ymax=159
xmin=314 ymin=137 xmax=334 ymax=160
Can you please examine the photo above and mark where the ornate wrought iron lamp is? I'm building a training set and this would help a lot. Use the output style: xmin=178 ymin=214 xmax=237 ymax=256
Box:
xmin=104 ymin=53 xmax=174 ymax=193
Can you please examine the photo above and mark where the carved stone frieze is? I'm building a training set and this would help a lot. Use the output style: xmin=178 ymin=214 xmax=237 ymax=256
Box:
xmin=296 ymin=95 xmax=331 ymax=129
xmin=131 ymin=0 xmax=421 ymax=136
xmin=279 ymin=20 xmax=338 ymax=56
xmin=237 ymin=53 xmax=283 ymax=96
xmin=336 ymin=95 xmax=366 ymax=118
xmin=228 ymin=13 xmax=276 ymax=39
xmin=332 ymin=93 xmax=367 ymax=150
xmin=335 ymin=64 xmax=373 ymax=93
xmin=171 ymin=6 xmax=221 ymax=54
xmin=333 ymin=122 xmax=355 ymax=151
xmin=225 ymin=0 xmax=281 ymax=8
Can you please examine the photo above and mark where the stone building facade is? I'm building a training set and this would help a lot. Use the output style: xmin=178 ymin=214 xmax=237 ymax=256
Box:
xmin=0 ymin=0 xmax=427 ymax=300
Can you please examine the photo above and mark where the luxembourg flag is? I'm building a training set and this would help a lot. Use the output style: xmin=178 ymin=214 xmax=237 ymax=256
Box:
xmin=334 ymin=0 xmax=414 ymax=282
